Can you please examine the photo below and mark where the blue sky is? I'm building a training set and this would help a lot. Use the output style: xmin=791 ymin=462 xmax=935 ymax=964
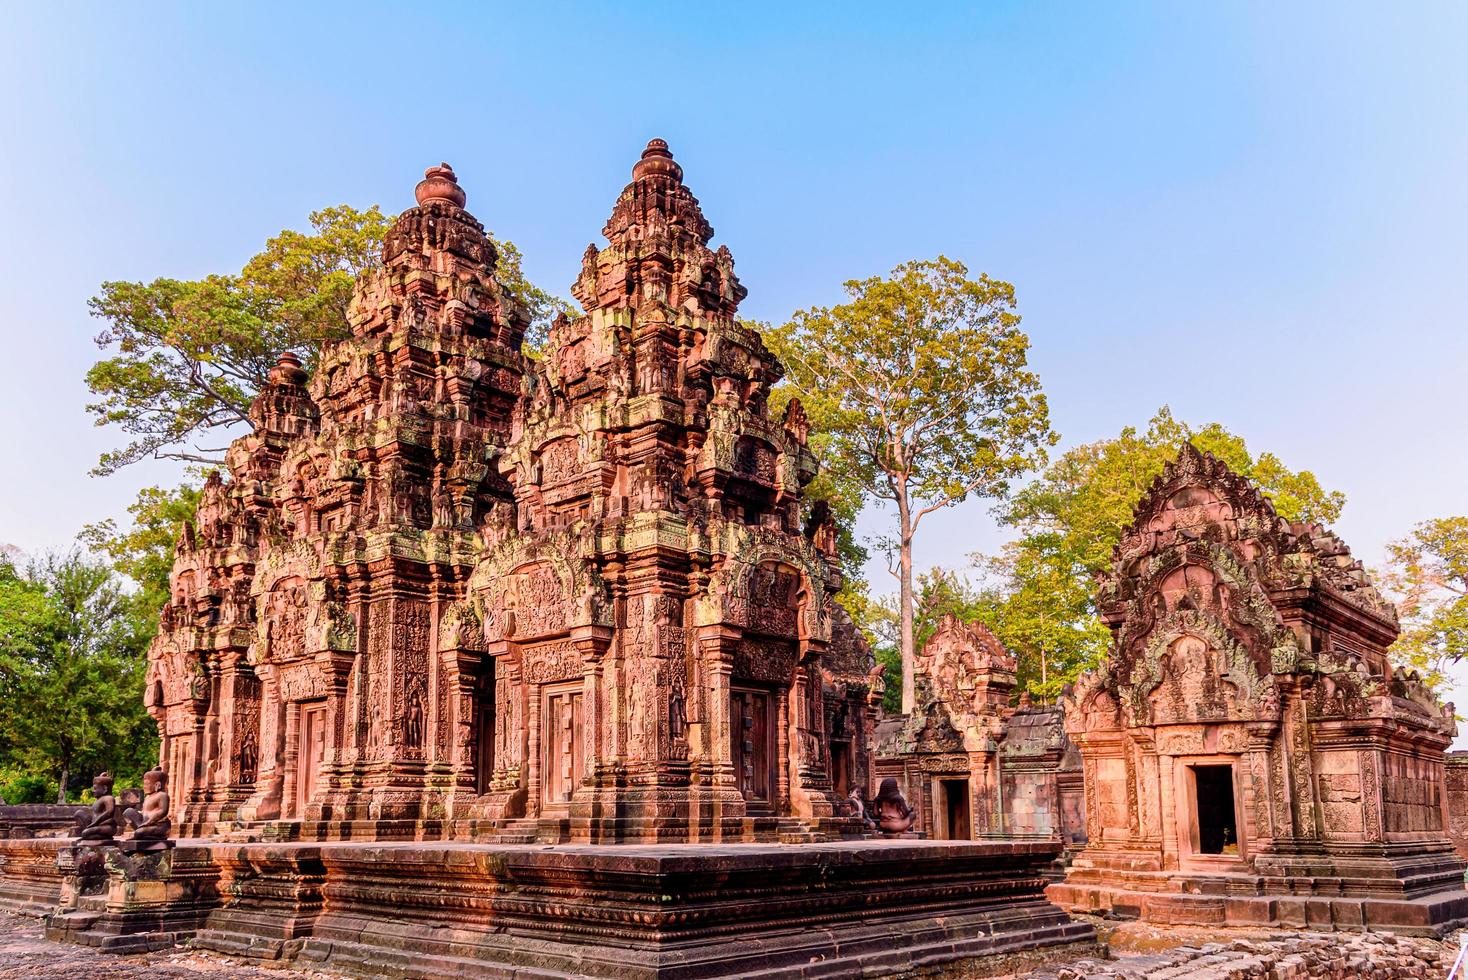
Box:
xmin=1 ymin=2 xmax=1465 ymax=697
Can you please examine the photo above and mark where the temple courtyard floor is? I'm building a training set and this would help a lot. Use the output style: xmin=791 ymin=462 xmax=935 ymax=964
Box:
xmin=1 ymin=909 xmax=1459 ymax=980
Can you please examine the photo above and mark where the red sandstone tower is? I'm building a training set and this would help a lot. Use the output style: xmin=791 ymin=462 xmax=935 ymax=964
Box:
xmin=146 ymin=144 xmax=874 ymax=842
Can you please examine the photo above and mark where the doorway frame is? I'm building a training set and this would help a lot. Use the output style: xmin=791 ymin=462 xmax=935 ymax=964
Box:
xmin=1172 ymin=753 xmax=1249 ymax=871
xmin=729 ymin=684 xmax=778 ymax=813
xmin=293 ymin=699 xmax=329 ymax=819
xmin=540 ymin=680 xmax=585 ymax=812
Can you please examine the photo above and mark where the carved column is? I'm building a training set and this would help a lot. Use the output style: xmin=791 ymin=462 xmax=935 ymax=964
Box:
xmin=1245 ymin=723 xmax=1278 ymax=854
xmin=573 ymin=624 xmax=613 ymax=789
xmin=1282 ymin=683 xmax=1318 ymax=842
xmin=441 ymin=645 xmax=482 ymax=809
xmin=696 ymin=625 xmax=740 ymax=790
xmin=242 ymin=664 xmax=284 ymax=821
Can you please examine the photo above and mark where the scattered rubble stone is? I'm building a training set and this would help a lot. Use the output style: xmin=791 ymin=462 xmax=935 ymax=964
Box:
xmin=992 ymin=925 xmax=1458 ymax=979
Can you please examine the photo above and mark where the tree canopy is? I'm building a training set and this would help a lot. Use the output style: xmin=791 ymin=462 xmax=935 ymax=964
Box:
xmin=80 ymin=480 xmax=203 ymax=619
xmin=766 ymin=257 xmax=1055 ymax=713
xmin=1380 ymin=516 xmax=1468 ymax=690
xmin=0 ymin=552 xmax=156 ymax=802
xmin=86 ymin=205 xmax=569 ymax=474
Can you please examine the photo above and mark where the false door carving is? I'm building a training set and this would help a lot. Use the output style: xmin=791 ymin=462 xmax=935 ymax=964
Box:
xmin=730 ymin=687 xmax=775 ymax=810
xmin=543 ymin=683 xmax=584 ymax=808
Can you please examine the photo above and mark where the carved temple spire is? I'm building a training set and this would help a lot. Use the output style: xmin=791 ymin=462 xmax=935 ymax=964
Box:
xmin=353 ymin=163 xmax=528 ymax=352
xmin=572 ymin=139 xmax=746 ymax=319
xmin=245 ymin=350 xmax=319 ymax=448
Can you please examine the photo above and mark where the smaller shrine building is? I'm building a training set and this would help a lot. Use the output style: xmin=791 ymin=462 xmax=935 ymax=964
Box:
xmin=872 ymin=615 xmax=1086 ymax=855
xmin=1048 ymin=445 xmax=1467 ymax=934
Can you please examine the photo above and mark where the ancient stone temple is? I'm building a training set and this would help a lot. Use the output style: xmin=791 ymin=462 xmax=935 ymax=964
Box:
xmin=143 ymin=142 xmax=877 ymax=844
xmin=872 ymin=615 xmax=1086 ymax=854
xmin=12 ymin=142 xmax=1085 ymax=977
xmin=1048 ymin=445 xmax=1468 ymax=933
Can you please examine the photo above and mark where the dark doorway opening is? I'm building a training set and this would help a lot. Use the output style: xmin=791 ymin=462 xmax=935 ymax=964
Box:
xmin=829 ymin=741 xmax=852 ymax=797
xmin=941 ymin=778 xmax=971 ymax=840
xmin=1193 ymin=764 xmax=1238 ymax=855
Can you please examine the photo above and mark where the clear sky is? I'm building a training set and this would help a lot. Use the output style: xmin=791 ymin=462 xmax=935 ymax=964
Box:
xmin=1 ymin=3 xmax=1465 ymax=701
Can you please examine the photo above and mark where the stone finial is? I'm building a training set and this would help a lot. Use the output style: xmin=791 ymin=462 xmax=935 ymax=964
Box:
xmin=415 ymin=163 xmax=467 ymax=208
xmin=632 ymin=138 xmax=683 ymax=183
xmin=269 ymin=351 xmax=308 ymax=387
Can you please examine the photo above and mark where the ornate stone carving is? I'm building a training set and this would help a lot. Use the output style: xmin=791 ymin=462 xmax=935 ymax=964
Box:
xmin=1051 ymin=445 xmax=1465 ymax=930
xmin=144 ymin=142 xmax=873 ymax=843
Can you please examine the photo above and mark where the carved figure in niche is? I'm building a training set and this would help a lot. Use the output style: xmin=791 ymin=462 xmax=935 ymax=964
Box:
xmin=262 ymin=584 xmax=306 ymax=663
xmin=432 ymin=486 xmax=454 ymax=528
xmin=1258 ymin=682 xmax=1280 ymax=719
xmin=668 ymin=688 xmax=686 ymax=742
xmin=849 ymin=786 xmax=875 ymax=830
xmin=190 ymin=660 xmax=208 ymax=702
xmin=122 ymin=768 xmax=172 ymax=842
xmin=627 ymin=662 xmax=652 ymax=753
xmin=872 ymin=777 xmax=916 ymax=834
xmin=73 ymin=772 xmax=119 ymax=842
xmin=239 ymin=730 xmax=259 ymax=783
xmin=477 ymin=501 xmax=513 ymax=551
xmin=404 ymin=682 xmax=425 ymax=749
xmin=1155 ymin=633 xmax=1227 ymax=720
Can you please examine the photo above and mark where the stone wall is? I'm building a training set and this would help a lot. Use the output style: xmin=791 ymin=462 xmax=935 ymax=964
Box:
xmin=1445 ymin=750 xmax=1468 ymax=859
xmin=0 ymin=806 xmax=84 ymax=840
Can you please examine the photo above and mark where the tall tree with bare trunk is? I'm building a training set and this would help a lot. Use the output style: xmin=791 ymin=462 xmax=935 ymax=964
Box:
xmin=767 ymin=257 xmax=1054 ymax=712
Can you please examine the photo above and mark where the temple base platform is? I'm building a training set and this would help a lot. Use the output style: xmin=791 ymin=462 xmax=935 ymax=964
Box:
xmin=44 ymin=845 xmax=220 ymax=952
xmin=1048 ymin=857 xmax=1468 ymax=936
xmin=0 ymin=838 xmax=69 ymax=915
xmin=187 ymin=838 xmax=1093 ymax=979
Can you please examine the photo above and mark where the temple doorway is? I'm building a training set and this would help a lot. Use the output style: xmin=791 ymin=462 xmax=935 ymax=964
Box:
xmin=474 ymin=664 xmax=495 ymax=795
xmin=1192 ymin=764 xmax=1238 ymax=855
xmin=296 ymin=701 xmax=327 ymax=816
xmin=939 ymin=779 xmax=971 ymax=839
xmin=730 ymin=687 xmax=775 ymax=810
xmin=829 ymin=741 xmax=852 ymax=797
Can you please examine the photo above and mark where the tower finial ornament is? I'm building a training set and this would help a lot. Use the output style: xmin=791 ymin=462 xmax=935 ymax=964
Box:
xmin=632 ymin=138 xmax=683 ymax=183
xmin=415 ymin=163 xmax=467 ymax=208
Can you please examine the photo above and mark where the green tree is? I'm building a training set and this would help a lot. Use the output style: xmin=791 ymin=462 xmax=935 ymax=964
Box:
xmin=767 ymin=257 xmax=1055 ymax=713
xmin=1380 ymin=516 xmax=1468 ymax=690
xmin=0 ymin=553 xmax=156 ymax=801
xmin=982 ymin=407 xmax=1347 ymax=696
xmin=971 ymin=542 xmax=1109 ymax=702
xmin=80 ymin=480 xmax=203 ymax=619
xmin=87 ymin=205 xmax=568 ymax=474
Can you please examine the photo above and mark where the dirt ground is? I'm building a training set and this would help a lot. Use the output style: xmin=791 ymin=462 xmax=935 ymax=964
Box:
xmin=0 ymin=910 xmax=344 ymax=980
xmin=0 ymin=909 xmax=1462 ymax=979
